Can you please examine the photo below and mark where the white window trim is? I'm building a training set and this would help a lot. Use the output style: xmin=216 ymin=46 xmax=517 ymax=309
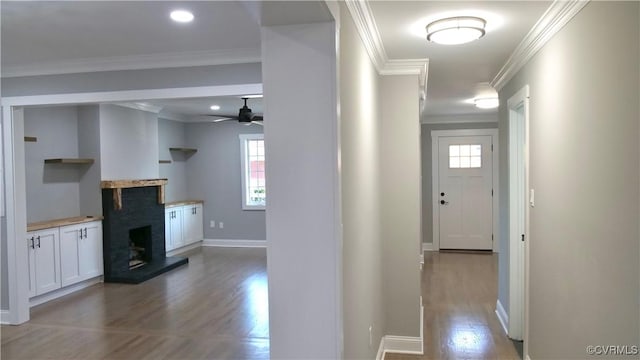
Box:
xmin=239 ymin=133 xmax=265 ymax=211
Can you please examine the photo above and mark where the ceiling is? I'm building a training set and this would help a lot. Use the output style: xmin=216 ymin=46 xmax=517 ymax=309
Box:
xmin=1 ymin=1 xmax=552 ymax=122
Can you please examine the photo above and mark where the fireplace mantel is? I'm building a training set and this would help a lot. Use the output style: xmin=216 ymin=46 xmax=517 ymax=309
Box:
xmin=101 ymin=179 xmax=168 ymax=210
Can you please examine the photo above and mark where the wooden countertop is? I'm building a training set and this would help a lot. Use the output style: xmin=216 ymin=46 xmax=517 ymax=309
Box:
xmin=27 ymin=215 xmax=104 ymax=232
xmin=165 ymin=200 xmax=204 ymax=208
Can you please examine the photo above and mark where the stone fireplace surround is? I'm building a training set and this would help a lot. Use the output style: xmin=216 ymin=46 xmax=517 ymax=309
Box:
xmin=101 ymin=179 xmax=188 ymax=283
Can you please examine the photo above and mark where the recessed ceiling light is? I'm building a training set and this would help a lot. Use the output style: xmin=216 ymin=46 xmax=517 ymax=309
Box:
xmin=426 ymin=16 xmax=486 ymax=45
xmin=474 ymin=97 xmax=499 ymax=109
xmin=210 ymin=105 xmax=221 ymax=111
xmin=170 ymin=10 xmax=194 ymax=23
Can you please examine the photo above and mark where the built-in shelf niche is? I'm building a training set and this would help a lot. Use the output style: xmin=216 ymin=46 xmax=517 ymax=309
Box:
xmin=24 ymin=136 xmax=38 ymax=142
xmin=44 ymin=158 xmax=95 ymax=165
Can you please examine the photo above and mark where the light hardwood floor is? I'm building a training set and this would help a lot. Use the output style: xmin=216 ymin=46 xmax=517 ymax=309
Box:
xmin=1 ymin=247 xmax=269 ymax=360
xmin=386 ymin=251 xmax=520 ymax=360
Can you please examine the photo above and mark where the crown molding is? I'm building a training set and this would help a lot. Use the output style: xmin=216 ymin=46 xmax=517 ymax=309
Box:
xmin=1 ymin=48 xmax=261 ymax=78
xmin=421 ymin=113 xmax=498 ymax=125
xmin=491 ymin=0 xmax=590 ymax=91
xmin=345 ymin=0 xmax=429 ymax=87
xmin=113 ymin=102 xmax=163 ymax=114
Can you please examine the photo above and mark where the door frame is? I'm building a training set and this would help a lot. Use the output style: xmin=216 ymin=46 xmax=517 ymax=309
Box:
xmin=507 ymin=85 xmax=530 ymax=353
xmin=1 ymin=83 xmax=262 ymax=324
xmin=430 ymin=129 xmax=499 ymax=252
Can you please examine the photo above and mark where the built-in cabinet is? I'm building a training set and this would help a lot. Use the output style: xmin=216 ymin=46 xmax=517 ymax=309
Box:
xmin=27 ymin=228 xmax=62 ymax=297
xmin=27 ymin=219 xmax=103 ymax=299
xmin=60 ymin=222 xmax=103 ymax=287
xmin=165 ymin=202 xmax=203 ymax=252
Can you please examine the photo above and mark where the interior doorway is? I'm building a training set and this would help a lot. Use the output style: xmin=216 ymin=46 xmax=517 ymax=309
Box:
xmin=506 ymin=85 xmax=530 ymax=351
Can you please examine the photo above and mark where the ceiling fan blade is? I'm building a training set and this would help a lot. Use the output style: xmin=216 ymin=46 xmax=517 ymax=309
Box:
xmin=204 ymin=115 xmax=237 ymax=122
xmin=250 ymin=121 xmax=264 ymax=126
xmin=251 ymin=115 xmax=264 ymax=122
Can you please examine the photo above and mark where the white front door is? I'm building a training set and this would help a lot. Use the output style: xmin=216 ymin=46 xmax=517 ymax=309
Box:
xmin=438 ymin=135 xmax=493 ymax=250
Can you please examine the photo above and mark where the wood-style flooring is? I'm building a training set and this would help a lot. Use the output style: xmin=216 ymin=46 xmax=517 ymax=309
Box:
xmin=386 ymin=251 xmax=520 ymax=360
xmin=2 ymin=248 xmax=519 ymax=359
xmin=1 ymin=247 xmax=269 ymax=360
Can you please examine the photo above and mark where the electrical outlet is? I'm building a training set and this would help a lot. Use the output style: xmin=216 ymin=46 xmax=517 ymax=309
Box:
xmin=369 ymin=325 xmax=373 ymax=348
xmin=219 ymin=222 xmax=224 ymax=229
xmin=210 ymin=220 xmax=215 ymax=228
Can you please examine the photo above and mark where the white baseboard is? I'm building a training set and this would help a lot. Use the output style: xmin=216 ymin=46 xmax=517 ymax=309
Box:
xmin=378 ymin=303 xmax=424 ymax=359
xmin=495 ymin=299 xmax=509 ymax=336
xmin=30 ymin=277 xmax=102 ymax=307
xmin=0 ymin=310 xmax=10 ymax=324
xmin=167 ymin=241 xmax=202 ymax=257
xmin=422 ymin=243 xmax=435 ymax=252
xmin=202 ymin=239 xmax=266 ymax=248
xmin=526 ymin=356 xmax=531 ymax=360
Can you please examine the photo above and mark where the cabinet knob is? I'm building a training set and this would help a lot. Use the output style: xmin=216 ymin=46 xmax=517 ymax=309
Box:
xmin=29 ymin=236 xmax=35 ymax=249
xmin=36 ymin=236 xmax=41 ymax=248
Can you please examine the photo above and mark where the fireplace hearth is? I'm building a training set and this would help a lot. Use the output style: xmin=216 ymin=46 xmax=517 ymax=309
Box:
xmin=101 ymin=179 xmax=188 ymax=284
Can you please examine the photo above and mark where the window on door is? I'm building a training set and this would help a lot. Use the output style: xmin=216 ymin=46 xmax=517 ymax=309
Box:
xmin=449 ymin=144 xmax=482 ymax=168
xmin=240 ymin=134 xmax=265 ymax=210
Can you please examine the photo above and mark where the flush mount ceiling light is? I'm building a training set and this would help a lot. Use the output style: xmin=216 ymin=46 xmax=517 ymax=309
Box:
xmin=474 ymin=97 xmax=499 ymax=109
xmin=170 ymin=10 xmax=194 ymax=23
xmin=210 ymin=105 xmax=221 ymax=111
xmin=426 ymin=16 xmax=486 ymax=45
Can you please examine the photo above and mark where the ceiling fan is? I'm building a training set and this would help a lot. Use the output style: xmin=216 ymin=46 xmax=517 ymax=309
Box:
xmin=208 ymin=97 xmax=263 ymax=126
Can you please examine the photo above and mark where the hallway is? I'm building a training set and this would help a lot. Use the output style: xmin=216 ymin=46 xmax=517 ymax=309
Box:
xmin=386 ymin=252 xmax=520 ymax=360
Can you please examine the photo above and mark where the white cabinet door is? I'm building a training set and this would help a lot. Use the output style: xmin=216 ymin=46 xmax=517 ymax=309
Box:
xmin=27 ymin=235 xmax=37 ymax=298
xmin=183 ymin=204 xmax=204 ymax=245
xmin=79 ymin=222 xmax=103 ymax=280
xmin=165 ymin=208 xmax=184 ymax=251
xmin=28 ymin=228 xmax=62 ymax=296
xmin=60 ymin=221 xmax=103 ymax=287
xmin=60 ymin=224 xmax=83 ymax=287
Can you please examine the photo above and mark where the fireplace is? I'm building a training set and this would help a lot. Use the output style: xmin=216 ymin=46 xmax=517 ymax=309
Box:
xmin=101 ymin=179 xmax=188 ymax=283
xmin=129 ymin=225 xmax=151 ymax=269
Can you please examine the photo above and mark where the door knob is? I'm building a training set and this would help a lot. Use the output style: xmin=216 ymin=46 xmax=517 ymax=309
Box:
xmin=440 ymin=200 xmax=449 ymax=205
xmin=441 ymin=192 xmax=445 ymax=196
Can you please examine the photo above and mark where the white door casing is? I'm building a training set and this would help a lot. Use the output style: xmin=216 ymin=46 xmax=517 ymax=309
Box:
xmin=431 ymin=129 xmax=499 ymax=252
xmin=507 ymin=85 xmax=530 ymax=349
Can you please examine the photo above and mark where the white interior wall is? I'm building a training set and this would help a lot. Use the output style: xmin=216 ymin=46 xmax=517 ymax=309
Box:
xmin=99 ymin=104 xmax=159 ymax=180
xmin=262 ymin=21 xmax=341 ymax=358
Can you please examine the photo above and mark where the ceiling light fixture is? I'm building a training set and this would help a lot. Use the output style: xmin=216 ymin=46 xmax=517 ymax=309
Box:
xmin=474 ymin=97 xmax=499 ymax=109
xmin=210 ymin=105 xmax=221 ymax=111
xmin=241 ymin=94 xmax=263 ymax=99
xmin=170 ymin=10 xmax=194 ymax=23
xmin=426 ymin=16 xmax=486 ymax=45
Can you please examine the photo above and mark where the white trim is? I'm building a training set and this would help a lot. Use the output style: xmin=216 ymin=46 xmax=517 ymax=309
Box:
xmin=202 ymin=239 xmax=267 ymax=248
xmin=1 ymin=48 xmax=261 ymax=78
xmin=29 ymin=277 xmax=102 ymax=308
xmin=422 ymin=113 xmax=498 ymax=125
xmin=1 ymin=83 xmax=263 ymax=107
xmin=0 ymin=310 xmax=10 ymax=325
xmin=113 ymin=102 xmax=162 ymax=114
xmin=422 ymin=243 xmax=435 ymax=252
xmin=379 ymin=303 xmax=424 ymax=358
xmin=157 ymin=111 xmax=192 ymax=123
xmin=166 ymin=241 xmax=202 ymax=257
xmin=376 ymin=337 xmax=385 ymax=360
xmin=430 ymin=129 xmax=499 ymax=252
xmin=1 ymin=83 xmax=262 ymax=325
xmin=239 ymin=133 xmax=266 ymax=211
xmin=343 ymin=0 xmax=428 ymax=87
xmin=495 ymin=299 xmax=509 ymax=336
xmin=491 ymin=1 xmax=589 ymax=91
xmin=508 ymin=85 xmax=530 ymax=346
xmin=526 ymin=356 xmax=532 ymax=360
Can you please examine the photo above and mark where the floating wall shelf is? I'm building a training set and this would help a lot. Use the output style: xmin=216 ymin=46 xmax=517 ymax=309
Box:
xmin=159 ymin=160 xmax=172 ymax=164
xmin=169 ymin=147 xmax=197 ymax=153
xmin=44 ymin=158 xmax=95 ymax=165
xmin=24 ymin=136 xmax=38 ymax=142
